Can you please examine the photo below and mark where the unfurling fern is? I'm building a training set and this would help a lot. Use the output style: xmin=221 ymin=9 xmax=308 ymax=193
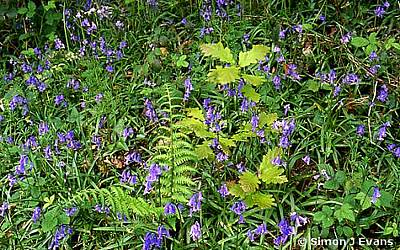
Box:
xmin=152 ymin=83 xmax=198 ymax=203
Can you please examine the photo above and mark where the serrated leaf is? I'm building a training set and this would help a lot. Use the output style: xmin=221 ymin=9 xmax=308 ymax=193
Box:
xmin=252 ymin=193 xmax=275 ymax=208
xmin=200 ymin=42 xmax=235 ymax=64
xmin=259 ymin=148 xmax=287 ymax=185
xmin=219 ymin=137 xmax=236 ymax=148
xmin=227 ymin=183 xmax=245 ymax=198
xmin=239 ymin=172 xmax=260 ymax=193
xmin=307 ymin=80 xmax=319 ymax=92
xmin=259 ymin=113 xmax=277 ymax=128
xmin=239 ymin=45 xmax=269 ymax=67
xmin=185 ymin=108 xmax=204 ymax=121
xmin=41 ymin=208 xmax=58 ymax=232
xmin=334 ymin=203 xmax=355 ymax=222
xmin=231 ymin=131 xmax=254 ymax=141
xmin=351 ymin=37 xmax=369 ymax=47
xmin=208 ymin=66 xmax=240 ymax=84
xmin=313 ymin=211 xmax=325 ymax=221
xmin=242 ymin=74 xmax=266 ymax=86
xmin=195 ymin=141 xmax=214 ymax=160
xmin=178 ymin=118 xmax=214 ymax=138
xmin=241 ymin=84 xmax=260 ymax=102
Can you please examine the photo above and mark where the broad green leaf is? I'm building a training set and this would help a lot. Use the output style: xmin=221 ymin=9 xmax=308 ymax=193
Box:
xmin=28 ymin=1 xmax=36 ymax=11
xmin=334 ymin=203 xmax=355 ymax=222
xmin=200 ymin=42 xmax=235 ymax=64
xmin=231 ymin=131 xmax=254 ymax=141
xmin=41 ymin=208 xmax=58 ymax=232
xmin=195 ymin=141 xmax=214 ymax=160
xmin=392 ymin=43 xmax=400 ymax=51
xmin=219 ymin=137 xmax=236 ymax=148
xmin=185 ymin=108 xmax=204 ymax=121
xmin=208 ymin=66 xmax=240 ymax=84
xmin=178 ymin=118 xmax=214 ymax=138
xmin=259 ymin=113 xmax=278 ymax=128
xmin=239 ymin=45 xmax=269 ymax=67
xmin=227 ymin=183 xmax=245 ymax=198
xmin=242 ymin=74 xmax=266 ymax=86
xmin=252 ymin=193 xmax=275 ymax=208
xmin=259 ymin=148 xmax=287 ymax=185
xmin=241 ymin=84 xmax=260 ymax=102
xmin=355 ymin=192 xmax=371 ymax=210
xmin=321 ymin=206 xmax=333 ymax=216
xmin=322 ymin=217 xmax=334 ymax=228
xmin=351 ymin=37 xmax=369 ymax=47
xmin=307 ymin=80 xmax=319 ymax=92
xmin=313 ymin=211 xmax=325 ymax=221
xmin=239 ymin=172 xmax=260 ymax=193
xmin=368 ymin=32 xmax=377 ymax=44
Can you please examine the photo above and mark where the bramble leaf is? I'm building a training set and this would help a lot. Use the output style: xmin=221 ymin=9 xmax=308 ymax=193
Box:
xmin=239 ymin=172 xmax=260 ymax=193
xmin=227 ymin=183 xmax=246 ymax=197
xmin=200 ymin=42 xmax=235 ymax=64
xmin=241 ymin=84 xmax=260 ymax=102
xmin=208 ymin=66 xmax=240 ymax=84
xmin=239 ymin=45 xmax=269 ymax=67
xmin=259 ymin=148 xmax=287 ymax=185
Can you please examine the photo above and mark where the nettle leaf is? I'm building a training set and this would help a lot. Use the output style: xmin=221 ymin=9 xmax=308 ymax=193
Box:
xmin=200 ymin=42 xmax=235 ymax=64
xmin=334 ymin=203 xmax=355 ymax=222
xmin=241 ymin=84 xmax=260 ymax=102
xmin=208 ymin=66 xmax=240 ymax=84
xmin=252 ymin=193 xmax=275 ymax=208
xmin=351 ymin=37 xmax=369 ymax=47
xmin=227 ymin=183 xmax=245 ymax=198
xmin=239 ymin=172 xmax=260 ymax=192
xmin=239 ymin=45 xmax=269 ymax=67
xmin=242 ymin=74 xmax=266 ymax=86
xmin=259 ymin=148 xmax=287 ymax=185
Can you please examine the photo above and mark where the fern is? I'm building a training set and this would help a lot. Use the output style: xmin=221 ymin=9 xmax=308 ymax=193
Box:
xmin=152 ymin=83 xmax=198 ymax=204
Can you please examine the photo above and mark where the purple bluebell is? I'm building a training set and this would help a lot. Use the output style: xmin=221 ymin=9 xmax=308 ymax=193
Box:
xmin=144 ymin=98 xmax=158 ymax=122
xmin=272 ymin=156 xmax=284 ymax=166
xmin=371 ymin=187 xmax=381 ymax=203
xmin=39 ymin=122 xmax=49 ymax=136
xmin=188 ymin=192 xmax=202 ymax=216
xmin=377 ymin=84 xmax=388 ymax=102
xmin=8 ymin=174 xmax=17 ymax=187
xmin=218 ymin=184 xmax=229 ymax=198
xmin=54 ymin=38 xmax=65 ymax=50
xmin=274 ymin=219 xmax=294 ymax=246
xmin=236 ymin=162 xmax=246 ymax=173
xmin=95 ymin=93 xmax=104 ymax=103
xmin=49 ymin=225 xmax=73 ymax=249
xmin=333 ymin=85 xmax=341 ymax=97
xmin=247 ymin=230 xmax=255 ymax=242
xmin=44 ymin=145 xmax=52 ymax=159
xmin=356 ymin=125 xmax=365 ymax=136
xmin=32 ymin=206 xmax=41 ymax=223
xmin=342 ymin=73 xmax=360 ymax=85
xmin=369 ymin=51 xmax=378 ymax=61
xmin=183 ymin=77 xmax=193 ymax=101
xmin=302 ymin=155 xmax=311 ymax=165
xmin=120 ymin=168 xmax=137 ymax=185
xmin=190 ymin=221 xmax=201 ymax=241
xmin=340 ymin=32 xmax=352 ymax=44
xmin=0 ymin=202 xmax=9 ymax=217
xmin=290 ymin=212 xmax=308 ymax=227
xmin=251 ymin=114 xmax=259 ymax=132
xmin=375 ymin=6 xmax=385 ymax=17
xmin=125 ymin=151 xmax=142 ymax=165
xmin=54 ymin=95 xmax=65 ymax=106
xmin=377 ymin=122 xmax=390 ymax=141
xmin=231 ymin=200 xmax=246 ymax=216
xmin=92 ymin=135 xmax=101 ymax=148
xmin=273 ymin=75 xmax=281 ymax=90
xmin=65 ymin=207 xmax=78 ymax=217
xmin=105 ymin=65 xmax=113 ymax=72
xmin=164 ymin=203 xmax=176 ymax=215
xmin=144 ymin=163 xmax=162 ymax=194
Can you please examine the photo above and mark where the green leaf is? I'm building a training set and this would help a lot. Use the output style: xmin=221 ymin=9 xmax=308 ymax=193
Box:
xmin=355 ymin=192 xmax=371 ymax=210
xmin=200 ymin=42 xmax=235 ymax=64
xmin=313 ymin=211 xmax=325 ymax=221
xmin=239 ymin=45 xmax=269 ymax=67
xmin=334 ymin=203 xmax=355 ymax=222
xmin=368 ymin=32 xmax=377 ymax=45
xmin=307 ymin=80 xmax=319 ymax=92
xmin=322 ymin=206 xmax=333 ymax=216
xmin=239 ymin=172 xmax=260 ymax=193
xmin=259 ymin=113 xmax=278 ymax=128
xmin=259 ymin=148 xmax=287 ymax=185
xmin=208 ymin=66 xmax=240 ymax=84
xmin=227 ymin=183 xmax=245 ymax=198
xmin=41 ymin=208 xmax=58 ymax=232
xmin=195 ymin=142 xmax=214 ymax=160
xmin=242 ymin=74 xmax=266 ymax=86
xmin=241 ymin=84 xmax=260 ymax=102
xmin=322 ymin=217 xmax=334 ymax=228
xmin=185 ymin=108 xmax=204 ymax=121
xmin=252 ymin=193 xmax=275 ymax=208
xmin=231 ymin=131 xmax=254 ymax=141
xmin=343 ymin=226 xmax=353 ymax=237
xmin=365 ymin=44 xmax=377 ymax=56
xmin=323 ymin=179 xmax=339 ymax=190
xmin=351 ymin=37 xmax=369 ymax=47
xmin=392 ymin=43 xmax=400 ymax=51
xmin=17 ymin=7 xmax=28 ymax=15
xmin=58 ymin=213 xmax=70 ymax=225
xmin=28 ymin=1 xmax=36 ymax=11
xmin=219 ymin=137 xmax=236 ymax=148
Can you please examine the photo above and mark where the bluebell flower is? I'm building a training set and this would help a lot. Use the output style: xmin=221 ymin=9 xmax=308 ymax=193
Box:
xmin=0 ymin=202 xmax=9 ymax=217
xmin=183 ymin=78 xmax=193 ymax=101
xmin=32 ymin=207 xmax=41 ymax=223
xmin=371 ymin=187 xmax=381 ymax=203
xmin=144 ymin=163 xmax=162 ymax=194
xmin=356 ymin=125 xmax=365 ymax=136
xmin=54 ymin=38 xmax=65 ymax=50
xmin=65 ymin=207 xmax=78 ymax=217
xmin=125 ymin=151 xmax=142 ymax=165
xmin=8 ymin=174 xmax=17 ymax=187
xmin=190 ymin=221 xmax=201 ymax=241
xmin=290 ymin=212 xmax=308 ymax=227
xmin=218 ymin=184 xmax=229 ymax=198
xmin=144 ymin=98 xmax=158 ymax=122
xmin=302 ymin=155 xmax=311 ymax=165
xmin=340 ymin=32 xmax=352 ymax=44
xmin=377 ymin=84 xmax=388 ymax=102
xmin=251 ymin=114 xmax=259 ymax=132
xmin=375 ymin=6 xmax=385 ymax=17
xmin=188 ymin=192 xmax=202 ymax=216
xmin=377 ymin=122 xmax=390 ymax=141
xmin=120 ymin=168 xmax=137 ymax=185
xmin=273 ymin=75 xmax=281 ymax=90
xmin=49 ymin=225 xmax=73 ymax=249
xmin=164 ymin=203 xmax=176 ymax=215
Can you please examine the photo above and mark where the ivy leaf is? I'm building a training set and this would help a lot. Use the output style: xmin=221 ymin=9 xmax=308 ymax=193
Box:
xmin=334 ymin=203 xmax=355 ymax=222
xmin=241 ymin=84 xmax=260 ymax=102
xmin=242 ymin=74 xmax=266 ymax=86
xmin=351 ymin=37 xmax=369 ymax=47
xmin=239 ymin=172 xmax=260 ymax=193
xmin=227 ymin=183 xmax=245 ymax=198
xmin=252 ymin=193 xmax=275 ymax=208
xmin=200 ymin=42 xmax=235 ymax=64
xmin=208 ymin=66 xmax=240 ymax=84
xmin=239 ymin=45 xmax=269 ymax=67
xmin=259 ymin=148 xmax=287 ymax=185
